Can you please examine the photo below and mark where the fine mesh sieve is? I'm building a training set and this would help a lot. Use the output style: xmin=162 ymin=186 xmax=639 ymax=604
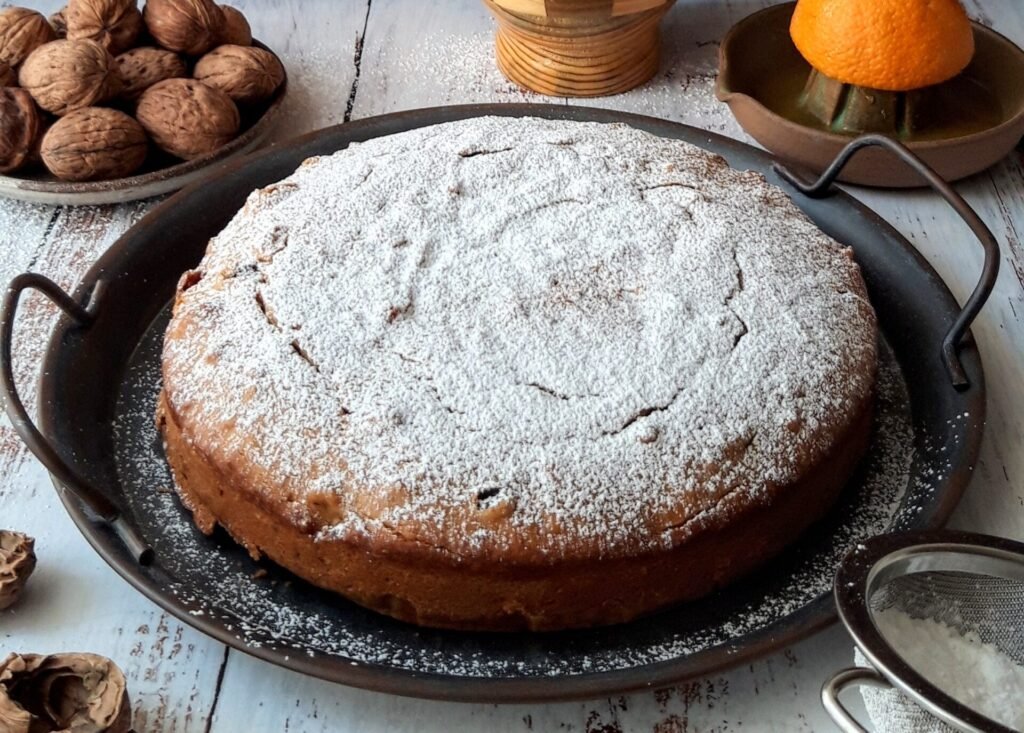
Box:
xmin=823 ymin=530 xmax=1024 ymax=733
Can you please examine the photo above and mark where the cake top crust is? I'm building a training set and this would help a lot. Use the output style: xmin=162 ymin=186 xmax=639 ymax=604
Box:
xmin=162 ymin=116 xmax=877 ymax=562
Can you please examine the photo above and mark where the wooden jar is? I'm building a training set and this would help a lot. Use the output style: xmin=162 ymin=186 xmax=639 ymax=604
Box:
xmin=484 ymin=0 xmax=677 ymax=97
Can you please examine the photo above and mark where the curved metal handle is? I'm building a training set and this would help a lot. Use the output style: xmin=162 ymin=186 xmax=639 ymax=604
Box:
xmin=822 ymin=665 xmax=892 ymax=733
xmin=774 ymin=134 xmax=1000 ymax=391
xmin=1 ymin=273 xmax=152 ymax=564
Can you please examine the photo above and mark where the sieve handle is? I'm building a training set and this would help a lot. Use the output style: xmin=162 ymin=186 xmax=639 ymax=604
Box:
xmin=774 ymin=133 xmax=1000 ymax=391
xmin=821 ymin=666 xmax=892 ymax=733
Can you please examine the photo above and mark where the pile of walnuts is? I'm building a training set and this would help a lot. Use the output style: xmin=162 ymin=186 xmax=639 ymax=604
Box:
xmin=0 ymin=0 xmax=284 ymax=182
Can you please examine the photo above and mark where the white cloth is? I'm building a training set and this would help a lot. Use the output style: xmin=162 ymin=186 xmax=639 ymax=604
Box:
xmin=854 ymin=649 xmax=957 ymax=733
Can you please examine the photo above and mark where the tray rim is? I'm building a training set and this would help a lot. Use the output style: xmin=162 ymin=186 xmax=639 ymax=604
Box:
xmin=35 ymin=103 xmax=986 ymax=702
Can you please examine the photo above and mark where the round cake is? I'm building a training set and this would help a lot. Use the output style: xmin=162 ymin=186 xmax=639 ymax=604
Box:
xmin=158 ymin=116 xmax=878 ymax=631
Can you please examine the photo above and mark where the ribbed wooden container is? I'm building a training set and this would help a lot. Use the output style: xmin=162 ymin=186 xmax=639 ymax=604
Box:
xmin=484 ymin=0 xmax=676 ymax=97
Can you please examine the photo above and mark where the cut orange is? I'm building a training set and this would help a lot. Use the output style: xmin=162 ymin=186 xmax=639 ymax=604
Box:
xmin=790 ymin=0 xmax=975 ymax=91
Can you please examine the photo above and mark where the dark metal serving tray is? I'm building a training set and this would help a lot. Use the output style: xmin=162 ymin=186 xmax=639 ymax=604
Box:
xmin=0 ymin=105 xmax=998 ymax=702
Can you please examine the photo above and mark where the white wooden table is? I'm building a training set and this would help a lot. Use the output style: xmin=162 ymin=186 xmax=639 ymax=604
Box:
xmin=2 ymin=1 xmax=1022 ymax=730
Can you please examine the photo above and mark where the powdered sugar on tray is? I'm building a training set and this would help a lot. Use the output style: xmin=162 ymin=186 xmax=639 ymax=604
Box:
xmin=161 ymin=116 xmax=877 ymax=560
xmin=114 ymin=321 xmax=913 ymax=677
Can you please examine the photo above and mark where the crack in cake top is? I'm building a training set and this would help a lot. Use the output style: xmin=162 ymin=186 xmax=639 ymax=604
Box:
xmin=162 ymin=116 xmax=877 ymax=561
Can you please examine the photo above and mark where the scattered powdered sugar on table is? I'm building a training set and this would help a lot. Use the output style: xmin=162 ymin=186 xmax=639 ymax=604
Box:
xmin=863 ymin=609 xmax=1024 ymax=731
xmin=369 ymin=32 xmax=542 ymax=108
xmin=162 ymin=116 xmax=877 ymax=561
xmin=361 ymin=16 xmax=747 ymax=137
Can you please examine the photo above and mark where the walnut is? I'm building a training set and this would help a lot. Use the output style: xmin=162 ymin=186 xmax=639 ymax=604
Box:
xmin=50 ymin=8 xmax=68 ymax=39
xmin=194 ymin=44 xmax=283 ymax=105
xmin=0 ymin=653 xmax=131 ymax=733
xmin=0 ymin=7 xmax=57 ymax=68
xmin=18 ymin=39 xmax=120 ymax=116
xmin=117 ymin=46 xmax=186 ymax=100
xmin=67 ymin=0 xmax=144 ymax=55
xmin=218 ymin=5 xmax=250 ymax=46
xmin=136 ymin=78 xmax=237 ymax=159
xmin=0 ymin=60 xmax=15 ymax=86
xmin=143 ymin=0 xmax=224 ymax=56
xmin=41 ymin=107 xmax=147 ymax=181
xmin=0 ymin=89 xmax=42 ymax=174
xmin=0 ymin=531 xmax=35 ymax=610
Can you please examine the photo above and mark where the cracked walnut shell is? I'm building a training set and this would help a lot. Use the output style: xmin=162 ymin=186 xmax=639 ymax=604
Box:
xmin=0 ymin=7 xmax=57 ymax=68
xmin=41 ymin=107 xmax=148 ymax=181
xmin=0 ymin=652 xmax=131 ymax=733
xmin=18 ymin=39 xmax=121 ymax=116
xmin=67 ymin=0 xmax=144 ymax=55
xmin=136 ymin=77 xmax=238 ymax=159
xmin=0 ymin=531 xmax=36 ymax=610
xmin=143 ymin=0 xmax=224 ymax=56
xmin=117 ymin=46 xmax=186 ymax=100
xmin=194 ymin=44 xmax=283 ymax=105
xmin=218 ymin=4 xmax=251 ymax=46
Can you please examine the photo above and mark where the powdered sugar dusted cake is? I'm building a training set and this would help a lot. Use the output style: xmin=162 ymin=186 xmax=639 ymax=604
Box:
xmin=159 ymin=116 xmax=877 ymax=630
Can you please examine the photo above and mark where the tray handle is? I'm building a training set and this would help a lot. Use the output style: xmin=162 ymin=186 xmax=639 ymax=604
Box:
xmin=774 ymin=134 xmax=1000 ymax=390
xmin=821 ymin=666 xmax=891 ymax=733
xmin=1 ymin=273 xmax=153 ymax=564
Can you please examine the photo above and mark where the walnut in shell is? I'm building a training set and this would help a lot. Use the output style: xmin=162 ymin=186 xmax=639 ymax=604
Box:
xmin=0 ymin=531 xmax=35 ymax=610
xmin=0 ymin=652 xmax=131 ymax=733
xmin=50 ymin=8 xmax=69 ymax=39
xmin=41 ymin=107 xmax=147 ymax=181
xmin=0 ymin=89 xmax=42 ymax=175
xmin=143 ymin=0 xmax=224 ymax=56
xmin=117 ymin=46 xmax=186 ymax=100
xmin=136 ymin=77 xmax=238 ymax=159
xmin=0 ymin=7 xmax=57 ymax=68
xmin=0 ymin=60 xmax=15 ymax=86
xmin=218 ymin=4 xmax=250 ymax=46
xmin=67 ymin=0 xmax=144 ymax=55
xmin=18 ymin=39 xmax=120 ymax=116
xmin=194 ymin=44 xmax=283 ymax=105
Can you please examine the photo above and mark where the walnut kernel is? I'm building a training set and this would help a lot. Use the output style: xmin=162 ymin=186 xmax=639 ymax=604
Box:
xmin=0 ymin=652 xmax=132 ymax=733
xmin=0 ymin=531 xmax=36 ymax=610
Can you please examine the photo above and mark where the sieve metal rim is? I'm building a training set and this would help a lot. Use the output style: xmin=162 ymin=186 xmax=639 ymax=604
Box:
xmin=823 ymin=529 xmax=1024 ymax=733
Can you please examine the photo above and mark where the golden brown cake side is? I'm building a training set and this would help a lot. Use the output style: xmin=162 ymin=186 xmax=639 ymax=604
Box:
xmin=158 ymin=387 xmax=872 ymax=631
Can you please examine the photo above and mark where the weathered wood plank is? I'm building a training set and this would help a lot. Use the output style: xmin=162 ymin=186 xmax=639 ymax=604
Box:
xmin=209 ymin=625 xmax=862 ymax=733
xmin=0 ymin=199 xmax=230 ymax=733
xmin=0 ymin=3 xmax=365 ymax=731
xmin=3 ymin=0 xmax=1023 ymax=730
xmin=352 ymin=0 xmax=558 ymax=119
xmin=851 ymin=155 xmax=1024 ymax=540
xmin=229 ymin=0 xmax=366 ymax=135
xmin=564 ymin=0 xmax=773 ymax=136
